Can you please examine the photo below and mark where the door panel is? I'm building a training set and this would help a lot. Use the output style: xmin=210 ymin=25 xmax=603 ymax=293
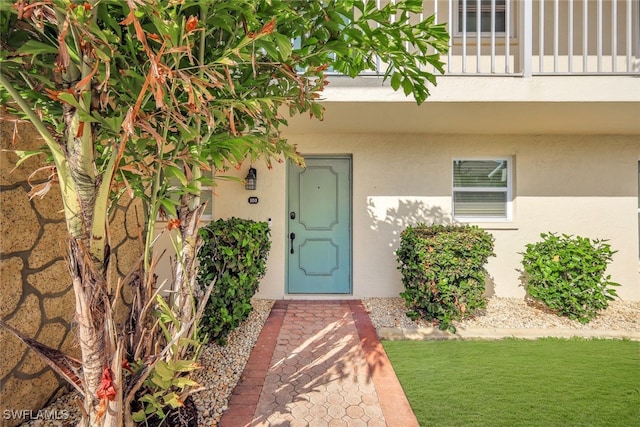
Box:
xmin=288 ymin=157 xmax=351 ymax=294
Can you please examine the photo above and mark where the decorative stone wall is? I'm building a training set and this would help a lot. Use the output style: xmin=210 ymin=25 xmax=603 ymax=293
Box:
xmin=0 ymin=117 xmax=141 ymax=426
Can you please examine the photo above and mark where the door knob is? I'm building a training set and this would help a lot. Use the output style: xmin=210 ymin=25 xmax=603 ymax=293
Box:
xmin=289 ymin=232 xmax=296 ymax=254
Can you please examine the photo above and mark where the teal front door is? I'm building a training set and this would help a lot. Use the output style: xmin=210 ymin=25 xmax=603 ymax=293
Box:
xmin=287 ymin=156 xmax=351 ymax=294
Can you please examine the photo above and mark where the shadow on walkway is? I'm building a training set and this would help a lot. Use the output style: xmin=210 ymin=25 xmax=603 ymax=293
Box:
xmin=220 ymin=300 xmax=417 ymax=427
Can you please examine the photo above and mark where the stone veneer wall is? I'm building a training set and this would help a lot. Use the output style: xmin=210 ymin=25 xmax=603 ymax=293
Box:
xmin=0 ymin=118 xmax=141 ymax=425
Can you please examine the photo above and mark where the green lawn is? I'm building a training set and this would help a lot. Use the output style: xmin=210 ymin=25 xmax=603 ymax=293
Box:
xmin=383 ymin=338 xmax=640 ymax=427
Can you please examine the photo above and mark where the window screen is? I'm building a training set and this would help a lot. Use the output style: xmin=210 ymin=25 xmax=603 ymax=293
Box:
xmin=453 ymin=159 xmax=510 ymax=219
xmin=458 ymin=0 xmax=507 ymax=33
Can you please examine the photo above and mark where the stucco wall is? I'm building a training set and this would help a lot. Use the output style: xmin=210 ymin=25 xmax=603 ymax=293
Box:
xmin=0 ymin=119 xmax=141 ymax=425
xmin=212 ymin=133 xmax=639 ymax=301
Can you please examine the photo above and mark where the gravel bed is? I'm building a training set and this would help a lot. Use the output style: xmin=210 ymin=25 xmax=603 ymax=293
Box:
xmin=364 ymin=296 xmax=640 ymax=332
xmin=191 ymin=298 xmax=273 ymax=426
xmin=20 ymin=296 xmax=639 ymax=426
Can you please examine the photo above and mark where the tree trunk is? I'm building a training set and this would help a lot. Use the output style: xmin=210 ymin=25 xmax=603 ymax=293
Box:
xmin=67 ymin=239 xmax=113 ymax=426
xmin=172 ymin=196 xmax=206 ymax=357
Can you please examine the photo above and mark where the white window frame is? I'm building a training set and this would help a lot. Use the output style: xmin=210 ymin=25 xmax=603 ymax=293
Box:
xmin=199 ymin=185 xmax=214 ymax=222
xmin=452 ymin=157 xmax=513 ymax=222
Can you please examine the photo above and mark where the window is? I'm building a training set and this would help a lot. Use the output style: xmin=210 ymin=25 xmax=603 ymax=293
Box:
xmin=458 ymin=0 xmax=507 ymax=33
xmin=200 ymin=185 xmax=214 ymax=221
xmin=162 ymin=173 xmax=213 ymax=222
xmin=453 ymin=158 xmax=511 ymax=220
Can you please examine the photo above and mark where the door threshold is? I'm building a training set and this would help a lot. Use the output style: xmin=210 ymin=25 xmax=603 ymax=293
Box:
xmin=283 ymin=294 xmax=356 ymax=300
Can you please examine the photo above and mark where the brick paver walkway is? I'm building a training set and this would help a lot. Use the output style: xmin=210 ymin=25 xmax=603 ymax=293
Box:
xmin=220 ymin=300 xmax=418 ymax=427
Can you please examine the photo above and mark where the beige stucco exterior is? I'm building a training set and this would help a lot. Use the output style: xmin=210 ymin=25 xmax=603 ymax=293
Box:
xmin=155 ymin=0 xmax=640 ymax=301
xmin=153 ymin=71 xmax=640 ymax=302
xmin=150 ymin=1 xmax=640 ymax=304
xmin=198 ymin=68 xmax=640 ymax=302
xmin=209 ymin=131 xmax=639 ymax=301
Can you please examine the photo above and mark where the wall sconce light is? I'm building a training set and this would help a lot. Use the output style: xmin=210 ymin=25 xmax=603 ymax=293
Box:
xmin=245 ymin=167 xmax=257 ymax=190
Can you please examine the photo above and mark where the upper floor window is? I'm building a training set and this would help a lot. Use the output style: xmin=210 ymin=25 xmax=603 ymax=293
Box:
xmin=458 ymin=0 xmax=507 ymax=33
xmin=453 ymin=158 xmax=512 ymax=221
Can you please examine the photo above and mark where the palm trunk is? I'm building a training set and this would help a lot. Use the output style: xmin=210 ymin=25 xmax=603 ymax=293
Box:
xmin=173 ymin=195 xmax=206 ymax=357
xmin=67 ymin=239 xmax=109 ymax=424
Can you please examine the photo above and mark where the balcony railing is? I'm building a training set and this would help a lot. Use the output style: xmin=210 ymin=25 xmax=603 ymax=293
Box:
xmin=372 ymin=0 xmax=640 ymax=76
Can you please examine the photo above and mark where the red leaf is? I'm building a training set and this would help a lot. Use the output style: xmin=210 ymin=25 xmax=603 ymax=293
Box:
xmin=44 ymin=87 xmax=74 ymax=102
xmin=96 ymin=367 xmax=116 ymax=401
xmin=122 ymin=359 xmax=134 ymax=374
xmin=76 ymin=121 xmax=85 ymax=138
xmin=248 ymin=18 xmax=276 ymax=39
xmin=167 ymin=218 xmax=181 ymax=231
xmin=186 ymin=15 xmax=198 ymax=33
xmin=74 ymin=60 xmax=100 ymax=91
xmin=259 ymin=18 xmax=276 ymax=36
xmin=56 ymin=20 xmax=71 ymax=73
xmin=44 ymin=88 xmax=60 ymax=101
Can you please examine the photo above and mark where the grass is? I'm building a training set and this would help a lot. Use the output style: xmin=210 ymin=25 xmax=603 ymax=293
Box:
xmin=382 ymin=338 xmax=640 ymax=427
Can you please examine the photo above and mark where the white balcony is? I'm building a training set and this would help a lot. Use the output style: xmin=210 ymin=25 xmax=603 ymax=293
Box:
xmin=294 ymin=1 xmax=640 ymax=135
xmin=363 ymin=0 xmax=640 ymax=76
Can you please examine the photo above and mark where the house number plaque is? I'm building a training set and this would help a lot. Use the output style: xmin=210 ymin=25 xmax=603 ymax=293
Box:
xmin=248 ymin=196 xmax=259 ymax=204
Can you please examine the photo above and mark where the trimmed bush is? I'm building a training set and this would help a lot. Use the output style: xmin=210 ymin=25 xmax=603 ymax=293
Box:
xmin=396 ymin=224 xmax=495 ymax=332
xmin=521 ymin=232 xmax=619 ymax=323
xmin=197 ymin=218 xmax=271 ymax=344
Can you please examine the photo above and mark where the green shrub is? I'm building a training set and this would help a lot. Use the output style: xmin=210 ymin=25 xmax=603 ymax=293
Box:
xmin=197 ymin=218 xmax=271 ymax=344
xmin=396 ymin=224 xmax=495 ymax=332
xmin=521 ymin=232 xmax=619 ymax=323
